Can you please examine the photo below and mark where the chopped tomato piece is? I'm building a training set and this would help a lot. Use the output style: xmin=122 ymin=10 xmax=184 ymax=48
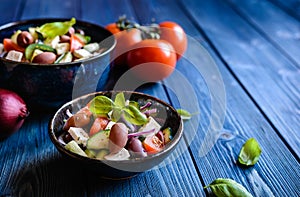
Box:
xmin=143 ymin=135 xmax=164 ymax=154
xmin=89 ymin=117 xmax=109 ymax=136
xmin=3 ymin=38 xmax=25 ymax=53
xmin=105 ymin=23 xmax=121 ymax=34
xmin=70 ymin=34 xmax=84 ymax=52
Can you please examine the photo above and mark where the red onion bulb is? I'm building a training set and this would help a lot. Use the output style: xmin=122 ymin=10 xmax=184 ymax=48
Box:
xmin=0 ymin=89 xmax=29 ymax=140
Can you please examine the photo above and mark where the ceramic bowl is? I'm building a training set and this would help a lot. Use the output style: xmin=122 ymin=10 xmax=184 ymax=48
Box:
xmin=48 ymin=91 xmax=183 ymax=179
xmin=0 ymin=18 xmax=116 ymax=109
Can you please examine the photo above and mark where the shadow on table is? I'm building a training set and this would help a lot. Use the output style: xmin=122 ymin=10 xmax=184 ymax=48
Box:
xmin=6 ymin=154 xmax=132 ymax=197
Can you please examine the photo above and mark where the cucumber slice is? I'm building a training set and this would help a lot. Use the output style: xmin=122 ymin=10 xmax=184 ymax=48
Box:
xmin=85 ymin=149 xmax=97 ymax=158
xmin=65 ymin=140 xmax=87 ymax=157
xmin=96 ymin=149 xmax=109 ymax=160
xmin=86 ymin=130 xmax=110 ymax=150
xmin=83 ymin=43 xmax=100 ymax=53
xmin=163 ymin=127 xmax=172 ymax=144
xmin=25 ymin=43 xmax=56 ymax=60
xmin=55 ymin=52 xmax=73 ymax=63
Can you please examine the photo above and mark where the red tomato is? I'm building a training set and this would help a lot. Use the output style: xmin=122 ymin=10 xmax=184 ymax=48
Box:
xmin=70 ymin=34 xmax=84 ymax=52
xmin=105 ymin=23 xmax=121 ymax=34
xmin=89 ymin=117 xmax=109 ymax=136
xmin=3 ymin=38 xmax=25 ymax=53
xmin=159 ymin=21 xmax=187 ymax=59
xmin=126 ymin=39 xmax=176 ymax=82
xmin=106 ymin=25 xmax=142 ymax=66
xmin=143 ymin=135 xmax=164 ymax=154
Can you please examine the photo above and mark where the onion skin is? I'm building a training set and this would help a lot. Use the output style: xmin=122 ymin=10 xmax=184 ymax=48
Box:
xmin=0 ymin=89 xmax=29 ymax=140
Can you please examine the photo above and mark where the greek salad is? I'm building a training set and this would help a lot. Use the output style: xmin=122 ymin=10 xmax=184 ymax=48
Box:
xmin=59 ymin=92 xmax=173 ymax=161
xmin=0 ymin=18 xmax=104 ymax=64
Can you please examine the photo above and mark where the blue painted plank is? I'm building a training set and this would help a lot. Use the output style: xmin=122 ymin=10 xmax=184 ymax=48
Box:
xmin=131 ymin=0 xmax=300 ymax=196
xmin=0 ymin=0 xmax=204 ymax=196
xmin=227 ymin=0 xmax=300 ymax=67
xmin=269 ymin=0 xmax=300 ymax=20
xmin=182 ymin=0 xmax=300 ymax=157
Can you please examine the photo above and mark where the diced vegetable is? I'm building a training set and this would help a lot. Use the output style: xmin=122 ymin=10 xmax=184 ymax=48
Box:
xmin=96 ymin=149 xmax=109 ymax=160
xmin=55 ymin=52 xmax=73 ymax=63
xmin=85 ymin=149 xmax=96 ymax=158
xmin=44 ymin=35 xmax=60 ymax=48
xmin=55 ymin=43 xmax=70 ymax=55
xmin=74 ymin=33 xmax=91 ymax=44
xmin=89 ymin=117 xmax=109 ymax=136
xmin=73 ymin=48 xmax=92 ymax=59
xmin=65 ymin=140 xmax=87 ymax=157
xmin=86 ymin=130 xmax=110 ymax=150
xmin=3 ymin=38 xmax=24 ymax=52
xmin=25 ymin=43 xmax=56 ymax=60
xmin=142 ymin=135 xmax=164 ymax=154
xmin=83 ymin=42 xmax=100 ymax=53
xmin=162 ymin=127 xmax=172 ymax=144
xmin=70 ymin=34 xmax=84 ymax=52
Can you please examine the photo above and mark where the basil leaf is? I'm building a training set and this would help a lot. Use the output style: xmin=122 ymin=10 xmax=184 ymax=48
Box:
xmin=89 ymin=95 xmax=114 ymax=115
xmin=129 ymin=101 xmax=140 ymax=109
xmin=114 ymin=92 xmax=126 ymax=108
xmin=204 ymin=178 xmax=253 ymax=197
xmin=39 ymin=18 xmax=76 ymax=38
xmin=111 ymin=107 xmax=122 ymax=122
xmin=176 ymin=109 xmax=192 ymax=120
xmin=123 ymin=105 xmax=147 ymax=125
xmin=238 ymin=138 xmax=262 ymax=166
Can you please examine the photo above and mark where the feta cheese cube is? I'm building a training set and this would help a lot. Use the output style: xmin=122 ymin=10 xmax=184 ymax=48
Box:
xmin=0 ymin=43 xmax=4 ymax=54
xmin=68 ymin=127 xmax=89 ymax=146
xmin=5 ymin=50 xmax=23 ymax=62
xmin=56 ymin=43 xmax=70 ymax=55
xmin=73 ymin=49 xmax=92 ymax=59
xmin=104 ymin=148 xmax=130 ymax=161
xmin=138 ymin=116 xmax=161 ymax=136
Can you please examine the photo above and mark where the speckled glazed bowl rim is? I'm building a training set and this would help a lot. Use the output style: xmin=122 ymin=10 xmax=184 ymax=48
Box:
xmin=0 ymin=18 xmax=116 ymax=67
xmin=48 ymin=91 xmax=183 ymax=166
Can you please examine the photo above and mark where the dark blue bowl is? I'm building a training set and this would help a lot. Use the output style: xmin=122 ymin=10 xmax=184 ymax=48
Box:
xmin=0 ymin=18 xmax=116 ymax=110
xmin=48 ymin=91 xmax=183 ymax=179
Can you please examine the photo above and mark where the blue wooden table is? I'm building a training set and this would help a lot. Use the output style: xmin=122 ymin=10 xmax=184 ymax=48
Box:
xmin=0 ymin=0 xmax=299 ymax=196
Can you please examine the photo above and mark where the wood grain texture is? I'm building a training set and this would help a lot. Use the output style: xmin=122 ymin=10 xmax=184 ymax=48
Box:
xmin=0 ymin=0 xmax=204 ymax=196
xmin=269 ymin=0 xmax=300 ymax=20
xmin=130 ymin=0 xmax=300 ymax=196
xmin=227 ymin=0 xmax=300 ymax=67
xmin=181 ymin=0 xmax=300 ymax=157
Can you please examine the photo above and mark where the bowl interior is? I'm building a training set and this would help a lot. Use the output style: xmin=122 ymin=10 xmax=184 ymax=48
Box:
xmin=49 ymin=91 xmax=183 ymax=176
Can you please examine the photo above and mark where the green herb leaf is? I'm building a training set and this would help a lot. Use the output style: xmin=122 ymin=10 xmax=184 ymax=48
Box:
xmin=114 ymin=92 xmax=126 ymax=108
xmin=111 ymin=107 xmax=122 ymax=122
xmin=123 ymin=105 xmax=148 ymax=125
xmin=38 ymin=18 xmax=76 ymax=38
xmin=176 ymin=109 xmax=192 ymax=120
xmin=89 ymin=95 xmax=114 ymax=115
xmin=204 ymin=178 xmax=253 ymax=197
xmin=238 ymin=138 xmax=261 ymax=166
xmin=129 ymin=101 xmax=140 ymax=109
